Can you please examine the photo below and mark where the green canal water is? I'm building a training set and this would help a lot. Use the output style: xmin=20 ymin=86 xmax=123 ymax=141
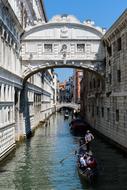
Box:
xmin=0 ymin=113 xmax=127 ymax=190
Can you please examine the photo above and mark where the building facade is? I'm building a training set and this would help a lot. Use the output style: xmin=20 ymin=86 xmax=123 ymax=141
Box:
xmin=58 ymin=81 xmax=66 ymax=103
xmin=58 ymin=77 xmax=74 ymax=103
xmin=81 ymin=9 xmax=127 ymax=150
xmin=65 ymin=76 xmax=73 ymax=102
xmin=0 ymin=0 xmax=57 ymax=161
xmin=73 ymin=69 xmax=83 ymax=104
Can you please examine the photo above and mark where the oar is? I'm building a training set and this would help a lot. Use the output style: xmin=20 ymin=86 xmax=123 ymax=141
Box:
xmin=59 ymin=142 xmax=87 ymax=164
xmin=59 ymin=151 xmax=75 ymax=164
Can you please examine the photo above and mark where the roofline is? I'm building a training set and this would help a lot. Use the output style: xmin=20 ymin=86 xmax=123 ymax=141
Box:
xmin=22 ymin=21 xmax=104 ymax=39
xmin=103 ymin=9 xmax=127 ymax=40
xmin=41 ymin=0 xmax=48 ymax=22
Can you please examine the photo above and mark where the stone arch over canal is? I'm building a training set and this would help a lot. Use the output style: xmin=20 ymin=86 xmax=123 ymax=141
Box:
xmin=19 ymin=14 xmax=106 ymax=138
xmin=21 ymin=14 xmax=106 ymax=82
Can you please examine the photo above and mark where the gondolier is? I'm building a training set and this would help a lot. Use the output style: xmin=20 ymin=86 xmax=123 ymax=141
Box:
xmin=85 ymin=130 xmax=94 ymax=151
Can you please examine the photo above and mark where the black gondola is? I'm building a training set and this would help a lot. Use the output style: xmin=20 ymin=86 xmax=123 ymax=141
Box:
xmin=77 ymin=147 xmax=98 ymax=183
xmin=64 ymin=111 xmax=69 ymax=119
xmin=70 ymin=118 xmax=88 ymax=135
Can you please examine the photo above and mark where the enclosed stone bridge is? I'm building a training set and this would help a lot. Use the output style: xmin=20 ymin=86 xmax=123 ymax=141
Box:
xmin=56 ymin=102 xmax=80 ymax=111
xmin=21 ymin=15 xmax=106 ymax=82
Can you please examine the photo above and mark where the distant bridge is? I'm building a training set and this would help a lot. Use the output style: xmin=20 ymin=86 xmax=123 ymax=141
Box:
xmin=56 ymin=102 xmax=80 ymax=111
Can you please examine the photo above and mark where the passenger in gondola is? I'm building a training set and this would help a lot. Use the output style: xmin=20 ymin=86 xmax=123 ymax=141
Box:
xmin=84 ymin=130 xmax=94 ymax=152
xmin=86 ymin=153 xmax=97 ymax=169
xmin=79 ymin=154 xmax=87 ymax=170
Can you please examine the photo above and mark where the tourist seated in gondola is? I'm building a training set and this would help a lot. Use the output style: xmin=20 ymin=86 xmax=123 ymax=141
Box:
xmin=79 ymin=154 xmax=88 ymax=170
xmin=86 ymin=153 xmax=97 ymax=169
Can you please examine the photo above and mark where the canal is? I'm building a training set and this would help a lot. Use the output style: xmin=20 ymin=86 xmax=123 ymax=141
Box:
xmin=0 ymin=112 xmax=127 ymax=190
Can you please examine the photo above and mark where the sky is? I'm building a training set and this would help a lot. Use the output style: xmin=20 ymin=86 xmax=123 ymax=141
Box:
xmin=44 ymin=0 xmax=127 ymax=82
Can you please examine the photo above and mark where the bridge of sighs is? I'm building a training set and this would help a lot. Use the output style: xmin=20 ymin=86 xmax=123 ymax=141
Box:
xmin=21 ymin=14 xmax=106 ymax=81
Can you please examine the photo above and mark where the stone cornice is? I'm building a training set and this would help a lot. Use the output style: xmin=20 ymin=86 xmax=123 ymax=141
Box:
xmin=0 ymin=102 xmax=14 ymax=106
xmin=27 ymin=82 xmax=51 ymax=97
xmin=23 ymin=38 xmax=101 ymax=42
xmin=103 ymin=9 xmax=127 ymax=43
xmin=111 ymin=92 xmax=127 ymax=97
xmin=0 ymin=67 xmax=23 ymax=88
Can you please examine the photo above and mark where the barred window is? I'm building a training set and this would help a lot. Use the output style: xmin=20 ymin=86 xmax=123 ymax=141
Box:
xmin=117 ymin=70 xmax=121 ymax=82
xmin=90 ymin=81 xmax=92 ymax=89
xmin=44 ymin=44 xmax=52 ymax=52
xmin=77 ymin=44 xmax=85 ymax=52
xmin=93 ymin=79 xmax=96 ymax=88
xmin=108 ymin=73 xmax=112 ymax=84
xmin=117 ymin=37 xmax=121 ymax=51
xmin=97 ymin=79 xmax=100 ymax=88
xmin=116 ymin=109 xmax=119 ymax=122
xmin=107 ymin=45 xmax=112 ymax=57
xmin=92 ymin=105 xmax=94 ymax=117
xmin=96 ymin=106 xmax=99 ymax=116
xmin=107 ymin=108 xmax=110 ymax=121
xmin=101 ymin=107 xmax=104 ymax=118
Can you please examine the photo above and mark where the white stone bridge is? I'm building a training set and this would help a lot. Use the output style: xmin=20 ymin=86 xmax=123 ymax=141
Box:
xmin=56 ymin=102 xmax=80 ymax=111
xmin=21 ymin=15 xmax=106 ymax=82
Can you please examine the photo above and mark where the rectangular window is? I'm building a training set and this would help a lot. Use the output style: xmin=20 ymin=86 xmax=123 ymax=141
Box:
xmin=77 ymin=44 xmax=85 ymax=52
xmin=96 ymin=106 xmax=99 ymax=116
xmin=8 ymin=109 xmax=10 ymax=122
xmin=97 ymin=79 xmax=100 ymax=88
xmin=89 ymin=104 xmax=90 ymax=112
xmin=90 ymin=81 xmax=92 ymax=89
xmin=108 ymin=73 xmax=112 ymax=84
xmin=117 ymin=37 xmax=121 ymax=51
xmin=0 ymin=85 xmax=2 ymax=101
xmin=108 ymin=60 xmax=111 ymax=66
xmin=92 ymin=105 xmax=94 ymax=117
xmin=113 ymin=41 xmax=116 ymax=54
xmin=116 ymin=109 xmax=119 ymax=122
xmin=93 ymin=79 xmax=96 ymax=88
xmin=107 ymin=108 xmax=110 ymax=121
xmin=117 ymin=70 xmax=121 ymax=82
xmin=44 ymin=44 xmax=52 ymax=52
xmin=101 ymin=107 xmax=104 ymax=118
xmin=107 ymin=45 xmax=112 ymax=57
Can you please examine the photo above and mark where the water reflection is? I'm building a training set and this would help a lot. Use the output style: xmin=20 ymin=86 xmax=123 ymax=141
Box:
xmin=0 ymin=113 xmax=127 ymax=190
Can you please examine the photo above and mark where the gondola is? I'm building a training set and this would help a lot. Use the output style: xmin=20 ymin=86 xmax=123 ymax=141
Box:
xmin=76 ymin=147 xmax=98 ymax=183
xmin=77 ymin=163 xmax=98 ymax=183
xmin=70 ymin=118 xmax=88 ymax=135
xmin=64 ymin=111 xmax=69 ymax=119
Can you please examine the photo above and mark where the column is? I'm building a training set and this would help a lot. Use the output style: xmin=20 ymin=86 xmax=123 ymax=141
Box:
xmin=2 ymin=107 xmax=4 ymax=125
xmin=1 ymin=84 xmax=4 ymax=101
xmin=0 ymin=107 xmax=2 ymax=127
xmin=12 ymin=86 xmax=14 ymax=102
xmin=13 ymin=105 xmax=15 ymax=122
xmin=1 ymin=29 xmax=4 ymax=67
xmin=0 ymin=35 xmax=2 ymax=66
xmin=6 ymin=106 xmax=9 ymax=124
xmin=5 ymin=85 xmax=8 ymax=102
xmin=9 ymin=86 xmax=11 ymax=102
